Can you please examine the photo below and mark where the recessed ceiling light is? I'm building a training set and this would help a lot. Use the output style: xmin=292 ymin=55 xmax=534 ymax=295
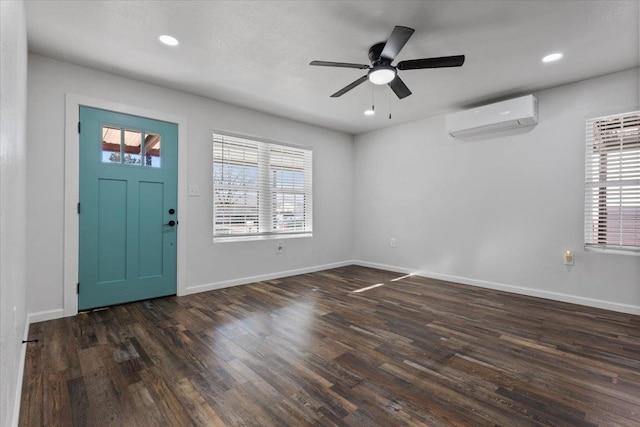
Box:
xmin=542 ymin=53 xmax=563 ymax=63
xmin=159 ymin=35 xmax=179 ymax=46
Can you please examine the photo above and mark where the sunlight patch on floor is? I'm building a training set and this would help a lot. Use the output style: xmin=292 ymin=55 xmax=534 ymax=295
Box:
xmin=390 ymin=274 xmax=414 ymax=282
xmin=352 ymin=283 xmax=386 ymax=293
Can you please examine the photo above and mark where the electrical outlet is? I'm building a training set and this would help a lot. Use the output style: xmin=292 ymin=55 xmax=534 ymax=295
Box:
xmin=390 ymin=238 xmax=396 ymax=248
xmin=277 ymin=241 xmax=284 ymax=254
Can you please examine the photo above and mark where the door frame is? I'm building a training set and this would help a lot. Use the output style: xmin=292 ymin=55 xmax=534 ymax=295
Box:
xmin=64 ymin=93 xmax=188 ymax=317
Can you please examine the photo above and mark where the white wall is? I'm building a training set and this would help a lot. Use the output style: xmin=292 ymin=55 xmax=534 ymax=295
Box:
xmin=23 ymin=52 xmax=640 ymax=319
xmin=354 ymin=68 xmax=640 ymax=313
xmin=0 ymin=0 xmax=29 ymax=425
xmin=26 ymin=54 xmax=353 ymax=315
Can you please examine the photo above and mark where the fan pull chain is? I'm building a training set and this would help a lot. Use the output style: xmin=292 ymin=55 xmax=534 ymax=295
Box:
xmin=372 ymin=85 xmax=375 ymax=112
xmin=388 ymin=91 xmax=392 ymax=120
xmin=364 ymin=85 xmax=375 ymax=115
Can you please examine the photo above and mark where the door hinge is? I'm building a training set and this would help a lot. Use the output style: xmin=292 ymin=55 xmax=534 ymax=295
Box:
xmin=78 ymin=121 xmax=81 ymax=134
xmin=77 ymin=202 xmax=80 ymax=214
xmin=77 ymin=283 xmax=80 ymax=294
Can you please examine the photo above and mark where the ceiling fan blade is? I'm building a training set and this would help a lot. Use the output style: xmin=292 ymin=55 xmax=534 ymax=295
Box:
xmin=380 ymin=26 xmax=415 ymax=62
xmin=397 ymin=55 xmax=465 ymax=70
xmin=310 ymin=60 xmax=370 ymax=70
xmin=388 ymin=76 xmax=412 ymax=99
xmin=330 ymin=75 xmax=369 ymax=97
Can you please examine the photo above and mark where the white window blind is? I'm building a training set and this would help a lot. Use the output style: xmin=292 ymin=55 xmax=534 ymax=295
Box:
xmin=213 ymin=132 xmax=312 ymax=240
xmin=584 ymin=111 xmax=640 ymax=253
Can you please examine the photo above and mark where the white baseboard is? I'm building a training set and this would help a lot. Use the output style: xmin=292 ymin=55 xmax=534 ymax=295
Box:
xmin=13 ymin=309 xmax=65 ymax=425
xmin=353 ymin=260 xmax=416 ymax=276
xmin=13 ymin=309 xmax=65 ymax=426
xmin=28 ymin=308 xmax=65 ymax=323
xmin=184 ymin=260 xmax=353 ymax=295
xmin=26 ymin=261 xmax=354 ymax=321
xmin=12 ymin=314 xmax=31 ymax=427
xmin=352 ymin=260 xmax=640 ymax=315
xmin=24 ymin=260 xmax=640 ymax=319
xmin=24 ymin=259 xmax=639 ymax=324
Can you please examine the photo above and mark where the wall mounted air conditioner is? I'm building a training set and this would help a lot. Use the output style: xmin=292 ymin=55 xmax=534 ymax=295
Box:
xmin=446 ymin=95 xmax=538 ymax=138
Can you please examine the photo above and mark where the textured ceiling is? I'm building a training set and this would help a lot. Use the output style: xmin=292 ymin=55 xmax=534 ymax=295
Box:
xmin=25 ymin=0 xmax=640 ymax=135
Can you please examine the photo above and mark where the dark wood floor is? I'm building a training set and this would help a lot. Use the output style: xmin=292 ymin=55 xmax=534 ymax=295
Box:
xmin=19 ymin=266 xmax=640 ymax=426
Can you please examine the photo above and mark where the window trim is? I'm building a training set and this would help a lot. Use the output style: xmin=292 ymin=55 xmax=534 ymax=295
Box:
xmin=213 ymin=130 xmax=313 ymax=243
xmin=213 ymin=232 xmax=313 ymax=244
xmin=584 ymin=110 xmax=640 ymax=255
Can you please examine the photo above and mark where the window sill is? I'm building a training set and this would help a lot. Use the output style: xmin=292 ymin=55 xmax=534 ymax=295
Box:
xmin=584 ymin=246 xmax=640 ymax=256
xmin=214 ymin=233 xmax=312 ymax=244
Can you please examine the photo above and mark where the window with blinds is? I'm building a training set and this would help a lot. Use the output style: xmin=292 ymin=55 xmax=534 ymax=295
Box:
xmin=584 ymin=111 xmax=640 ymax=253
xmin=213 ymin=132 xmax=312 ymax=240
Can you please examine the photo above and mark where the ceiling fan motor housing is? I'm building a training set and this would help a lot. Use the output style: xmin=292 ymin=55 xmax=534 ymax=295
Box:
xmin=368 ymin=42 xmax=388 ymax=64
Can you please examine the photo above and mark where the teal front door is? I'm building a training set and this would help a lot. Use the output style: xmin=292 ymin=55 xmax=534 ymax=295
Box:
xmin=78 ymin=106 xmax=178 ymax=310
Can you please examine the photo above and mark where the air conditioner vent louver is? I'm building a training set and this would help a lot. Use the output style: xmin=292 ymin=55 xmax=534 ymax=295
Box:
xmin=446 ymin=95 xmax=538 ymax=138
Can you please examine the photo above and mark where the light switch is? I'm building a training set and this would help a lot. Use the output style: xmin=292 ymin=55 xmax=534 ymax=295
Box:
xmin=188 ymin=185 xmax=200 ymax=196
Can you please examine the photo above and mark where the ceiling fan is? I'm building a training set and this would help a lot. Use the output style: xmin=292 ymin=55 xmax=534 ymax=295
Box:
xmin=310 ymin=26 xmax=465 ymax=99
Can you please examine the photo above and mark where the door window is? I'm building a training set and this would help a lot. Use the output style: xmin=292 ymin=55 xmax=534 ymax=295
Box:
xmin=101 ymin=126 xmax=162 ymax=167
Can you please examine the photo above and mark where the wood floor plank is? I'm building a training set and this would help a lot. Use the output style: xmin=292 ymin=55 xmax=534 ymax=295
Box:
xmin=43 ymin=371 xmax=73 ymax=427
xmin=19 ymin=265 xmax=640 ymax=426
xmin=66 ymin=376 xmax=88 ymax=427
xmin=138 ymin=367 xmax=194 ymax=427
xmin=120 ymin=380 xmax=166 ymax=427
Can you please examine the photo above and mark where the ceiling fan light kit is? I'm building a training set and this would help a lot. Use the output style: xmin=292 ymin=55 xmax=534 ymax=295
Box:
xmin=368 ymin=66 xmax=396 ymax=85
xmin=310 ymin=25 xmax=465 ymax=100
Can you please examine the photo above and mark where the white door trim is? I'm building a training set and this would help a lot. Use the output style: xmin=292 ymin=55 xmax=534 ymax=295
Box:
xmin=64 ymin=93 xmax=189 ymax=316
